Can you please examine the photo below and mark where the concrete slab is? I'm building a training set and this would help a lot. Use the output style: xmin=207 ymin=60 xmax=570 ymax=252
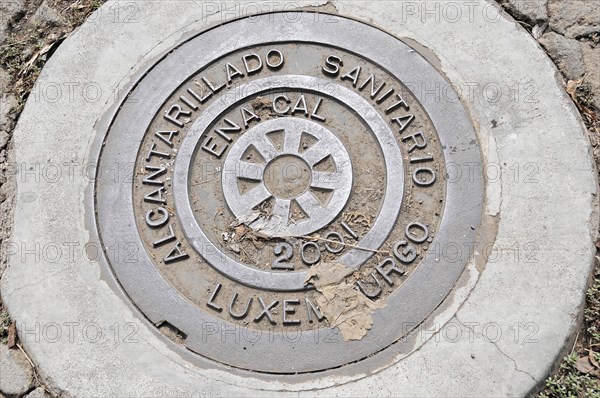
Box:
xmin=1 ymin=1 xmax=597 ymax=396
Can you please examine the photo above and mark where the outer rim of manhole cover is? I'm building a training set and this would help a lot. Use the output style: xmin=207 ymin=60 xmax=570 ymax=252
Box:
xmin=93 ymin=12 xmax=482 ymax=375
xmin=2 ymin=1 xmax=597 ymax=396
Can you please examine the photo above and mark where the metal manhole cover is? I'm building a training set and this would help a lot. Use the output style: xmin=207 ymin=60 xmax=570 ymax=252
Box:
xmin=93 ymin=12 xmax=483 ymax=375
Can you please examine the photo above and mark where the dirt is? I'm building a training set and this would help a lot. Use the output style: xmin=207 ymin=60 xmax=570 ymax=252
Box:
xmin=305 ymin=261 xmax=385 ymax=341
xmin=0 ymin=1 xmax=104 ymax=396
xmin=0 ymin=0 xmax=104 ymax=272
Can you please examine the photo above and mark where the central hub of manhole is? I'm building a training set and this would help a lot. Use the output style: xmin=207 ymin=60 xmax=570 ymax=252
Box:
xmin=221 ymin=117 xmax=353 ymax=238
xmin=94 ymin=12 xmax=483 ymax=375
xmin=262 ymin=154 xmax=312 ymax=200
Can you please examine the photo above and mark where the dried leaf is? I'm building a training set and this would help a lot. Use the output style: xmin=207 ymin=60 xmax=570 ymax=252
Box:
xmin=234 ymin=225 xmax=247 ymax=240
xmin=229 ymin=242 xmax=240 ymax=253
xmin=19 ymin=49 xmax=42 ymax=76
xmin=231 ymin=210 xmax=260 ymax=227
xmin=576 ymin=356 xmax=595 ymax=374
xmin=7 ymin=321 xmax=17 ymax=348
xmin=305 ymin=262 xmax=385 ymax=341
xmin=532 ymin=22 xmax=548 ymax=39
xmin=589 ymin=351 xmax=600 ymax=369
xmin=61 ymin=1 xmax=79 ymax=12
xmin=305 ymin=262 xmax=354 ymax=288
xmin=40 ymin=41 xmax=58 ymax=57
xmin=566 ymin=79 xmax=584 ymax=104
xmin=18 ymin=38 xmax=64 ymax=77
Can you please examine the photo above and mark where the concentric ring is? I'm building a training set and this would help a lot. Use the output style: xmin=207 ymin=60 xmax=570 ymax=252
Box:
xmin=222 ymin=117 xmax=353 ymax=238
xmin=174 ymin=76 xmax=403 ymax=291
xmin=95 ymin=13 xmax=483 ymax=374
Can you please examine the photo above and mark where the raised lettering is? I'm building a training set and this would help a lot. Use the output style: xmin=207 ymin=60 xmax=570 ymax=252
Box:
xmin=164 ymin=104 xmax=191 ymax=128
xmin=153 ymin=224 xmax=176 ymax=247
xmin=229 ymin=292 xmax=253 ymax=320
xmin=144 ymin=187 xmax=166 ymax=204
xmin=243 ymin=53 xmax=263 ymax=74
xmin=164 ymin=242 xmax=188 ymax=264
xmin=356 ymin=273 xmax=383 ymax=299
xmin=214 ymin=118 xmax=242 ymax=143
xmin=341 ymin=66 xmax=361 ymax=87
xmin=283 ymin=299 xmax=301 ymax=325
xmin=241 ymin=107 xmax=260 ymax=128
xmin=291 ymin=95 xmax=309 ymax=116
xmin=207 ymin=283 xmax=223 ymax=312
xmin=305 ymin=298 xmax=325 ymax=323
xmin=375 ymin=257 xmax=405 ymax=286
xmin=145 ymin=207 xmax=169 ymax=228
xmin=393 ymin=240 xmax=418 ymax=264
xmin=359 ymin=74 xmax=386 ymax=98
xmin=406 ymin=222 xmax=429 ymax=243
xmin=323 ymin=55 xmax=343 ymax=76
xmin=154 ymin=130 xmax=178 ymax=147
xmin=311 ymin=98 xmax=326 ymax=121
xmin=226 ymin=62 xmax=245 ymax=83
xmin=142 ymin=165 xmax=167 ymax=185
xmin=201 ymin=136 xmax=228 ymax=158
xmin=273 ymin=95 xmax=291 ymax=114
xmin=402 ymin=131 xmax=427 ymax=152
xmin=392 ymin=114 xmax=416 ymax=133
xmin=266 ymin=49 xmax=284 ymax=69
xmin=254 ymin=298 xmax=278 ymax=325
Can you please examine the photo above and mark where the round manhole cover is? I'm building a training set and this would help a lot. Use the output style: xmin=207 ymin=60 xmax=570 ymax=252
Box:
xmin=94 ymin=12 xmax=483 ymax=375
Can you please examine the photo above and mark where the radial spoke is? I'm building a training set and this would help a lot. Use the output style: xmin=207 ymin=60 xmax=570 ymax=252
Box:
xmin=271 ymin=198 xmax=291 ymax=225
xmin=295 ymin=191 xmax=322 ymax=219
xmin=310 ymin=171 xmax=342 ymax=190
xmin=255 ymin=135 xmax=279 ymax=162
xmin=235 ymin=161 xmax=265 ymax=181
xmin=302 ymin=139 xmax=330 ymax=166
xmin=244 ymin=184 xmax=272 ymax=209
xmin=283 ymin=129 xmax=302 ymax=154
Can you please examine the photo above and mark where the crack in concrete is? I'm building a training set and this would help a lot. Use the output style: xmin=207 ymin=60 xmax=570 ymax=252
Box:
xmin=491 ymin=339 xmax=538 ymax=383
xmin=454 ymin=315 xmax=538 ymax=384
xmin=3 ymin=279 xmax=47 ymax=299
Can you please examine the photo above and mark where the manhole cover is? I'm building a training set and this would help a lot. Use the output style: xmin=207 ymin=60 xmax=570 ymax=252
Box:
xmin=93 ymin=12 xmax=483 ymax=375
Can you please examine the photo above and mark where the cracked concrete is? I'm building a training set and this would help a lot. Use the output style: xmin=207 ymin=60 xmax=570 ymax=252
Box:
xmin=454 ymin=315 xmax=538 ymax=384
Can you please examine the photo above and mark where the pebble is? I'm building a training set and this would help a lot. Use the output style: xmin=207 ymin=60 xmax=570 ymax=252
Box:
xmin=0 ymin=0 xmax=25 ymax=44
xmin=25 ymin=387 xmax=50 ymax=398
xmin=548 ymin=0 xmax=600 ymax=39
xmin=538 ymin=32 xmax=585 ymax=80
xmin=30 ymin=0 xmax=65 ymax=28
xmin=581 ymin=43 xmax=600 ymax=111
xmin=499 ymin=0 xmax=548 ymax=25
xmin=0 ymin=344 xmax=35 ymax=396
